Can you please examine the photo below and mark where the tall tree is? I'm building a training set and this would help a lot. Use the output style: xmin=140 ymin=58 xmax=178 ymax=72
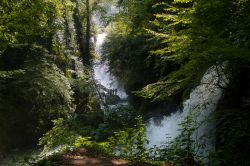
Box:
xmin=72 ymin=0 xmax=86 ymax=61
xmin=84 ymin=0 xmax=91 ymax=65
xmin=72 ymin=0 xmax=91 ymax=65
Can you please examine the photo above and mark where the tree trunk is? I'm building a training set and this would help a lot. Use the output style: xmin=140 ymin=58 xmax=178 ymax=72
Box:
xmin=72 ymin=0 xmax=91 ymax=66
xmin=84 ymin=0 xmax=91 ymax=66
xmin=72 ymin=0 xmax=85 ymax=61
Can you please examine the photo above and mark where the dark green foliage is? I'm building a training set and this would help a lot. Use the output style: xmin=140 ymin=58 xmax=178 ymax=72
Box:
xmin=103 ymin=33 xmax=158 ymax=93
xmin=94 ymin=105 xmax=138 ymax=141
xmin=212 ymin=67 xmax=250 ymax=165
xmin=71 ymin=75 xmax=104 ymax=129
xmin=137 ymin=58 xmax=209 ymax=101
xmin=214 ymin=109 xmax=250 ymax=166
xmin=0 ymin=44 xmax=50 ymax=70
xmin=0 ymin=0 xmax=250 ymax=165
xmin=39 ymin=118 xmax=83 ymax=152
xmin=103 ymin=0 xmax=250 ymax=164
xmin=71 ymin=76 xmax=101 ymax=115
xmin=73 ymin=116 xmax=149 ymax=162
xmin=108 ymin=116 xmax=148 ymax=161
xmin=136 ymin=0 xmax=204 ymax=102
xmin=0 ymin=0 xmax=63 ymax=50
xmin=101 ymin=0 xmax=161 ymax=95
xmin=32 ymin=155 xmax=61 ymax=166
xmin=103 ymin=0 xmax=250 ymax=110
xmin=0 ymin=45 xmax=72 ymax=151
xmin=34 ymin=108 xmax=149 ymax=165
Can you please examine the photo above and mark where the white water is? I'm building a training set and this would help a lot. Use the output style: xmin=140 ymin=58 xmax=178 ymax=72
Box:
xmin=92 ymin=4 xmax=128 ymax=101
xmin=146 ymin=65 xmax=228 ymax=157
xmin=94 ymin=33 xmax=127 ymax=99
xmin=91 ymin=1 xmax=230 ymax=160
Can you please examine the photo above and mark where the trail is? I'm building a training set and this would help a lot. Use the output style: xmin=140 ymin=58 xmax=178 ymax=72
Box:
xmin=60 ymin=149 xmax=128 ymax=166
xmin=59 ymin=149 xmax=159 ymax=166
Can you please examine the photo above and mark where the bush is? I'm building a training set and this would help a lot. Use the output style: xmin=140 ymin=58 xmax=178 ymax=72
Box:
xmin=73 ymin=116 xmax=148 ymax=161
xmin=94 ymin=105 xmax=138 ymax=141
xmin=38 ymin=118 xmax=81 ymax=153
xmin=0 ymin=45 xmax=73 ymax=151
xmin=108 ymin=116 xmax=148 ymax=161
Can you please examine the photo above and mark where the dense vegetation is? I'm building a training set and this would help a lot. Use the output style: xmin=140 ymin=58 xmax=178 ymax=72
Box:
xmin=0 ymin=0 xmax=95 ymax=156
xmin=104 ymin=0 xmax=250 ymax=165
xmin=0 ymin=0 xmax=250 ymax=165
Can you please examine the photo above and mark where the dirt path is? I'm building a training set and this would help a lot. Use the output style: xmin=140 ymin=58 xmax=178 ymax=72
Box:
xmin=60 ymin=148 xmax=129 ymax=166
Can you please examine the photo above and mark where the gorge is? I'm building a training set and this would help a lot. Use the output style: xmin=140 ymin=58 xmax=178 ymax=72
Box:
xmin=0 ymin=0 xmax=250 ymax=165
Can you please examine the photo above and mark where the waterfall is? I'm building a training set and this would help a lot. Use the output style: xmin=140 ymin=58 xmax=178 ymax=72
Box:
xmin=91 ymin=1 xmax=230 ymax=161
xmin=92 ymin=3 xmax=128 ymax=107
xmin=93 ymin=33 xmax=127 ymax=99
xmin=146 ymin=64 xmax=228 ymax=158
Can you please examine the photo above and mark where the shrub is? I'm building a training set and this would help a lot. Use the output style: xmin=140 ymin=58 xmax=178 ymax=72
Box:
xmin=0 ymin=45 xmax=73 ymax=151
xmin=94 ymin=105 xmax=138 ymax=141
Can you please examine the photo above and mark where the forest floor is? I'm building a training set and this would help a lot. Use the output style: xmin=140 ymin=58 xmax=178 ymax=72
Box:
xmin=59 ymin=148 xmax=161 ymax=166
xmin=60 ymin=148 xmax=129 ymax=166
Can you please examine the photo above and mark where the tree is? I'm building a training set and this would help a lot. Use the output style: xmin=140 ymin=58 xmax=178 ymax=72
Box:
xmin=72 ymin=0 xmax=95 ymax=66
xmin=0 ymin=45 xmax=73 ymax=151
xmin=0 ymin=0 xmax=63 ymax=50
xmin=72 ymin=0 xmax=86 ymax=61
xmin=84 ymin=0 xmax=91 ymax=65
